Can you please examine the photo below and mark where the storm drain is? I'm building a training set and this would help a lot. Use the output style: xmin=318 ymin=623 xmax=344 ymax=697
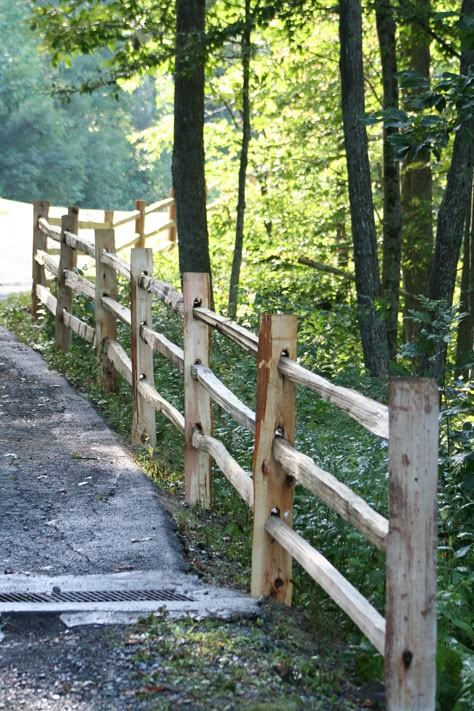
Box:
xmin=0 ymin=589 xmax=194 ymax=604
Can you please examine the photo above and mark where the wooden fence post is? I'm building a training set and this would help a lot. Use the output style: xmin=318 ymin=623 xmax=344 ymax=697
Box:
xmin=131 ymin=248 xmax=156 ymax=447
xmin=168 ymin=188 xmax=176 ymax=244
xmin=183 ymin=272 xmax=212 ymax=507
xmin=95 ymin=227 xmax=118 ymax=392
xmin=251 ymin=314 xmax=298 ymax=605
xmin=385 ymin=378 xmax=439 ymax=711
xmin=54 ymin=207 xmax=79 ymax=351
xmin=32 ymin=200 xmax=50 ymax=318
xmin=135 ymin=199 xmax=146 ymax=248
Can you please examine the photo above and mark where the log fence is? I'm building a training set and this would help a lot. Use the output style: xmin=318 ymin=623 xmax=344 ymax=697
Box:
xmin=31 ymin=199 xmax=439 ymax=710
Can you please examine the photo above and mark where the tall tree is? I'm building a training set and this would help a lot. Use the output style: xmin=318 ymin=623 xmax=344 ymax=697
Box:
xmin=173 ymin=0 xmax=211 ymax=276
xmin=375 ymin=0 xmax=402 ymax=359
xmin=339 ymin=0 xmax=389 ymax=375
xmin=428 ymin=0 xmax=474 ymax=378
xmin=228 ymin=0 xmax=252 ymax=318
xmin=400 ymin=0 xmax=433 ymax=342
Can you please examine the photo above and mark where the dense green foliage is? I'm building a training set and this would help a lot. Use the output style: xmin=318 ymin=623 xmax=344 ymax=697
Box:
xmin=0 ymin=0 xmax=166 ymax=208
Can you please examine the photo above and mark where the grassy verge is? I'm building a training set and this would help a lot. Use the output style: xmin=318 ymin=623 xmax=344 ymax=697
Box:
xmin=1 ymin=292 xmax=472 ymax=709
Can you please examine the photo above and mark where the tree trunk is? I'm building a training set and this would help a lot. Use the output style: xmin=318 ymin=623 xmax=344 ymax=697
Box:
xmin=172 ymin=0 xmax=211 ymax=276
xmin=400 ymin=0 xmax=433 ymax=342
xmin=376 ymin=0 xmax=402 ymax=360
xmin=456 ymin=179 xmax=474 ymax=379
xmin=228 ymin=0 xmax=251 ymax=319
xmin=339 ymin=0 xmax=389 ymax=376
xmin=428 ymin=0 xmax=474 ymax=380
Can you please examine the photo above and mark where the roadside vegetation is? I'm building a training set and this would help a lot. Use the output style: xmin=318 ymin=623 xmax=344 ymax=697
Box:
xmin=0 ymin=280 xmax=472 ymax=709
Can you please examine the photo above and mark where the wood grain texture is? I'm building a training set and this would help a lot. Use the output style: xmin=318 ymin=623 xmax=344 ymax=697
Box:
xmin=64 ymin=270 xmax=95 ymax=300
xmin=278 ymin=358 xmax=389 ymax=439
xmin=95 ymin=229 xmax=118 ymax=392
xmin=63 ymin=310 xmax=96 ymax=346
xmin=385 ymin=378 xmax=438 ymax=710
xmin=55 ymin=209 xmax=78 ymax=351
xmin=35 ymin=284 xmax=57 ymax=316
xmin=192 ymin=363 xmax=256 ymax=433
xmin=183 ymin=272 xmax=212 ymax=508
xmin=251 ymin=314 xmax=297 ymax=605
xmin=101 ymin=296 xmax=132 ymax=327
xmin=273 ymin=437 xmax=388 ymax=550
xmin=106 ymin=339 xmax=132 ymax=386
xmin=140 ymin=275 xmax=184 ymax=313
xmin=141 ymin=324 xmax=184 ymax=371
xmin=137 ymin=380 xmax=185 ymax=434
xmin=265 ymin=516 xmax=386 ymax=655
xmin=32 ymin=201 xmax=50 ymax=318
xmin=64 ymin=230 xmax=95 ymax=258
xmin=192 ymin=430 xmax=253 ymax=508
xmin=131 ymin=249 xmax=156 ymax=446
xmin=101 ymin=251 xmax=131 ymax=280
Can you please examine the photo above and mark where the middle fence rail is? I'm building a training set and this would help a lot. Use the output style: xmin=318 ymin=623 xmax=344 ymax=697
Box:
xmin=31 ymin=201 xmax=439 ymax=711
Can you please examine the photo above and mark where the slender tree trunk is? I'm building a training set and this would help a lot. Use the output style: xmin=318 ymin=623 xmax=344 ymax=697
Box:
xmin=400 ymin=0 xmax=433 ymax=342
xmin=228 ymin=0 xmax=251 ymax=319
xmin=339 ymin=0 xmax=389 ymax=376
xmin=456 ymin=178 xmax=474 ymax=378
xmin=376 ymin=0 xmax=402 ymax=360
xmin=428 ymin=0 xmax=474 ymax=380
xmin=172 ymin=0 xmax=211 ymax=276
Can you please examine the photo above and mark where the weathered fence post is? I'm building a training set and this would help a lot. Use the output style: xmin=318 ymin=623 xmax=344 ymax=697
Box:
xmin=131 ymin=248 xmax=156 ymax=447
xmin=168 ymin=188 xmax=176 ymax=244
xmin=32 ymin=200 xmax=50 ymax=318
xmin=251 ymin=314 xmax=297 ymax=605
xmin=183 ymin=272 xmax=212 ymax=507
xmin=54 ymin=207 xmax=79 ymax=351
xmin=135 ymin=199 xmax=147 ymax=248
xmin=95 ymin=227 xmax=118 ymax=392
xmin=385 ymin=378 xmax=439 ymax=711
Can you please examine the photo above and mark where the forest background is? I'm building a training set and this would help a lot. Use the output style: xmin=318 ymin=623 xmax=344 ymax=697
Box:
xmin=0 ymin=0 xmax=473 ymax=707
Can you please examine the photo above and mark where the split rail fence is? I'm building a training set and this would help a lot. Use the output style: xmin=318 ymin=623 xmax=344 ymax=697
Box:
xmin=32 ymin=199 xmax=439 ymax=710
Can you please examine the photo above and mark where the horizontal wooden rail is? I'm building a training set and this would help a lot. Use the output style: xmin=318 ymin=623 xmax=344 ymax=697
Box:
xmin=141 ymin=324 xmax=184 ymax=371
xmin=116 ymin=233 xmax=141 ymax=253
xmin=102 ymin=251 xmax=131 ymax=279
xmin=63 ymin=311 xmax=96 ymax=345
xmin=140 ymin=275 xmax=184 ymax=313
xmin=36 ymin=284 xmax=57 ymax=315
xmin=111 ymin=210 xmax=141 ymax=229
xmin=278 ymin=359 xmax=389 ymax=439
xmin=193 ymin=307 xmax=259 ymax=356
xmin=38 ymin=217 xmax=61 ymax=241
xmin=106 ymin=339 xmax=132 ymax=385
xmin=35 ymin=250 xmax=59 ymax=277
xmin=49 ymin=216 xmax=113 ymax=230
xmin=273 ymin=437 xmax=388 ymax=550
xmin=192 ymin=364 xmax=256 ymax=433
xmin=64 ymin=270 xmax=95 ymax=300
xmin=101 ymin=296 xmax=132 ymax=327
xmin=137 ymin=379 xmax=185 ymax=434
xmin=265 ymin=515 xmax=386 ymax=655
xmin=192 ymin=429 xmax=253 ymax=507
xmin=143 ymin=220 xmax=174 ymax=240
xmin=64 ymin=230 xmax=95 ymax=258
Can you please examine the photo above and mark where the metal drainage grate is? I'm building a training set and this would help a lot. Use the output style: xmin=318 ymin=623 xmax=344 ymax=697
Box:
xmin=0 ymin=589 xmax=194 ymax=604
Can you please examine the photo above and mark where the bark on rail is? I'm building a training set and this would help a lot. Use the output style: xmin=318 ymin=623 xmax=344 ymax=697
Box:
xmin=64 ymin=270 xmax=95 ymax=300
xmin=273 ymin=437 xmax=388 ymax=550
xmin=278 ymin=359 xmax=389 ymax=439
xmin=191 ymin=363 xmax=256 ymax=433
xmin=137 ymin=379 xmax=185 ymax=434
xmin=141 ymin=324 xmax=184 ymax=371
xmin=38 ymin=217 xmax=61 ymax=242
xmin=63 ymin=311 xmax=96 ymax=346
xmin=140 ymin=275 xmax=184 ymax=313
xmin=265 ymin=515 xmax=386 ymax=655
xmin=192 ymin=429 xmax=254 ymax=508
xmin=64 ymin=231 xmax=95 ymax=258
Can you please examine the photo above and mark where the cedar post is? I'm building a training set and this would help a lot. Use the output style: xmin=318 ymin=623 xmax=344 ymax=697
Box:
xmin=54 ymin=207 xmax=79 ymax=351
xmin=131 ymin=248 xmax=156 ymax=447
xmin=251 ymin=314 xmax=297 ymax=605
xmin=95 ymin=227 xmax=118 ymax=392
xmin=385 ymin=378 xmax=439 ymax=710
xmin=135 ymin=199 xmax=146 ymax=248
xmin=183 ymin=272 xmax=212 ymax=507
xmin=168 ymin=188 xmax=176 ymax=244
xmin=32 ymin=200 xmax=50 ymax=318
